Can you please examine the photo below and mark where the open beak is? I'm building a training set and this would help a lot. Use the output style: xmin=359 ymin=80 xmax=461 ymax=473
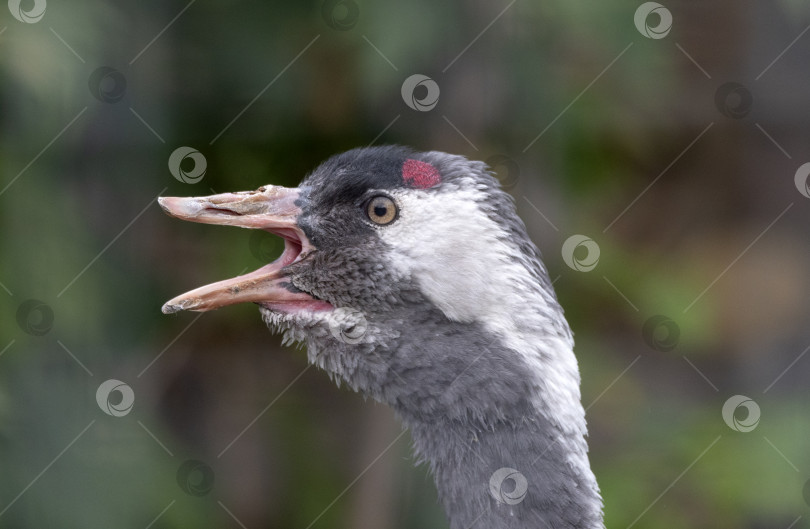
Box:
xmin=159 ymin=185 xmax=330 ymax=314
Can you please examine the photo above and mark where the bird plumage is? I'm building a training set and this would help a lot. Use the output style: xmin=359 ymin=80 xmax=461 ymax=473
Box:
xmin=160 ymin=146 xmax=604 ymax=528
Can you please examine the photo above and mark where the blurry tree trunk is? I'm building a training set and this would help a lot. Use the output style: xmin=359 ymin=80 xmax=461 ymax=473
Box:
xmin=346 ymin=401 xmax=401 ymax=529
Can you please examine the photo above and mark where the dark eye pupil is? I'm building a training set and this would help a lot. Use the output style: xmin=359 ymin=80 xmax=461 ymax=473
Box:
xmin=374 ymin=205 xmax=388 ymax=217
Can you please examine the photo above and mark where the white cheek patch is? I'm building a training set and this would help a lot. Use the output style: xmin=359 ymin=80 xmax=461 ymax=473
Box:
xmin=380 ymin=186 xmax=557 ymax=338
xmin=380 ymin=187 xmax=505 ymax=323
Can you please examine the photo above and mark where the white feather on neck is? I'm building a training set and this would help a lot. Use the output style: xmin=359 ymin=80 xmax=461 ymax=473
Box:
xmin=377 ymin=180 xmax=593 ymax=476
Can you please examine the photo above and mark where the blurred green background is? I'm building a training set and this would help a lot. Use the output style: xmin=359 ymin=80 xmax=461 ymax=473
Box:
xmin=2 ymin=0 xmax=810 ymax=527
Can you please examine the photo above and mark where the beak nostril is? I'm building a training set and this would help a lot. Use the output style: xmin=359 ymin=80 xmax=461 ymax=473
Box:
xmin=203 ymin=207 xmax=240 ymax=217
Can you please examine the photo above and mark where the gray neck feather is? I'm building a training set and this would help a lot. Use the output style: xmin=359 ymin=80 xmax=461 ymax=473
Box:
xmin=371 ymin=304 xmax=604 ymax=529
xmin=390 ymin=329 xmax=604 ymax=529
xmin=406 ymin=413 xmax=604 ymax=529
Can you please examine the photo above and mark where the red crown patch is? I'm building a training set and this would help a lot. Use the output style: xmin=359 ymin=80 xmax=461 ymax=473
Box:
xmin=402 ymin=159 xmax=441 ymax=189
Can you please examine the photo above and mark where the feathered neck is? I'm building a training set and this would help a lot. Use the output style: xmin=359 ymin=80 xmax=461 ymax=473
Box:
xmin=403 ymin=362 xmax=604 ymax=529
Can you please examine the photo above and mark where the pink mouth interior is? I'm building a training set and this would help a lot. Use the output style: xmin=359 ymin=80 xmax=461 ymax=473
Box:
xmin=275 ymin=229 xmax=304 ymax=267
xmin=254 ymin=229 xmax=333 ymax=313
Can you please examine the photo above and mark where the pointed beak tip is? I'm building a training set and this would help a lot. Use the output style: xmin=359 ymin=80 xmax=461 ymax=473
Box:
xmin=157 ymin=196 xmax=206 ymax=219
xmin=157 ymin=196 xmax=176 ymax=216
xmin=161 ymin=302 xmax=183 ymax=314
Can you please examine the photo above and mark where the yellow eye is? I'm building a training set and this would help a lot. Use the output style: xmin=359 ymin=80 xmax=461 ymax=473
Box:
xmin=366 ymin=195 xmax=398 ymax=225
